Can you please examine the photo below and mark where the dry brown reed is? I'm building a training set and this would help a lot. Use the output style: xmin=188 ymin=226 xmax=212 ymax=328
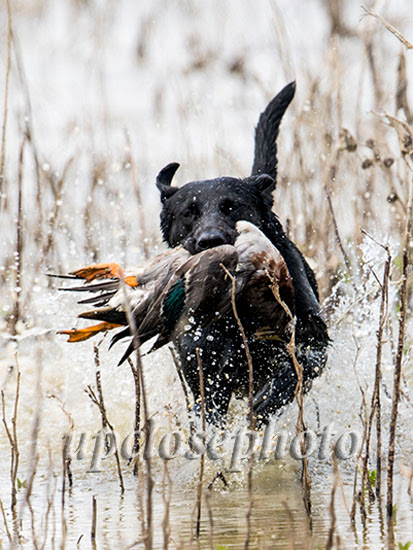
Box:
xmin=120 ymin=277 xmax=153 ymax=548
xmin=271 ymin=277 xmax=313 ymax=525
xmin=205 ymin=471 xmax=224 ymax=550
xmin=397 ymin=53 xmax=413 ymax=126
xmin=194 ymin=347 xmax=206 ymax=540
xmin=127 ymin=357 xmax=141 ymax=476
xmin=169 ymin=346 xmax=192 ymax=417
xmin=0 ymin=499 xmax=12 ymax=545
xmin=47 ymin=394 xmax=75 ymax=548
xmin=1 ymin=354 xmax=21 ymax=542
xmin=324 ymin=147 xmax=354 ymax=284
xmin=349 ymin=336 xmax=363 ymax=525
xmin=23 ymin=348 xmax=43 ymax=549
xmin=362 ymin=7 xmax=413 ymax=50
xmin=35 ymin=158 xmax=73 ymax=275
xmin=359 ymin=231 xmax=391 ymax=503
xmin=85 ymin=344 xmax=125 ymax=494
xmin=135 ymin=345 xmax=154 ymax=550
xmin=124 ymin=131 xmax=150 ymax=260
xmin=220 ymin=264 xmax=255 ymax=549
xmin=48 ymin=394 xmax=74 ymax=490
xmin=91 ymin=495 xmax=97 ymax=542
xmin=8 ymin=135 xmax=25 ymax=335
xmin=326 ymin=456 xmax=342 ymax=550
xmin=1 ymin=2 xmax=413 ymax=547
xmin=0 ymin=0 xmax=11 ymax=201
xmin=220 ymin=266 xmax=255 ymax=430
xmin=287 ymin=322 xmax=313 ymax=525
xmin=11 ymin=30 xmax=45 ymax=241
xmin=386 ymin=158 xmax=412 ymax=518
xmin=161 ymin=454 xmax=172 ymax=550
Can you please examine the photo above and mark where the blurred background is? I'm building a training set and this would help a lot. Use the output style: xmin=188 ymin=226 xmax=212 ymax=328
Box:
xmin=1 ymin=0 xmax=412 ymax=300
xmin=0 ymin=1 xmax=412 ymax=548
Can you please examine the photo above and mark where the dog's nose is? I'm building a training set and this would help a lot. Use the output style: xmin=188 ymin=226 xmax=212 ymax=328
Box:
xmin=196 ymin=230 xmax=227 ymax=251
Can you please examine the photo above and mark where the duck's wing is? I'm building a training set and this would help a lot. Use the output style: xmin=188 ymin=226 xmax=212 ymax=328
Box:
xmin=57 ymin=223 xmax=296 ymax=357
xmin=57 ymin=247 xmax=190 ymax=343
xmin=118 ymin=224 xmax=295 ymax=360
xmin=153 ymin=244 xmax=239 ymax=348
xmin=117 ymin=244 xmax=239 ymax=362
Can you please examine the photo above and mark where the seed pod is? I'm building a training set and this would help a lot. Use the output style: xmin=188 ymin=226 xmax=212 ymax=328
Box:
xmin=366 ymin=139 xmax=381 ymax=162
xmin=387 ymin=192 xmax=398 ymax=203
xmin=362 ymin=159 xmax=374 ymax=169
xmin=385 ymin=114 xmax=413 ymax=157
xmin=339 ymin=128 xmax=357 ymax=152
xmin=383 ymin=157 xmax=394 ymax=168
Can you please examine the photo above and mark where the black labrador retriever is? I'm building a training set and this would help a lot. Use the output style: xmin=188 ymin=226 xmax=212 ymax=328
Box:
xmin=155 ymin=82 xmax=329 ymax=424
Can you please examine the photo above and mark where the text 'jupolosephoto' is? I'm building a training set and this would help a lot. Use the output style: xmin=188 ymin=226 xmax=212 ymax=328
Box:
xmin=63 ymin=419 xmax=361 ymax=473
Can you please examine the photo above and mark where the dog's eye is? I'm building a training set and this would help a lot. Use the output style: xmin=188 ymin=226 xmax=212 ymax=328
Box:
xmin=220 ymin=199 xmax=235 ymax=216
xmin=184 ymin=202 xmax=199 ymax=218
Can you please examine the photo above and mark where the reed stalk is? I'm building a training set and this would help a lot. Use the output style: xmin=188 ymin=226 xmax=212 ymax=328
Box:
xmin=360 ymin=231 xmax=391 ymax=502
xmin=91 ymin=496 xmax=97 ymax=541
xmin=220 ymin=264 xmax=255 ymax=549
xmin=386 ymin=170 xmax=412 ymax=518
xmin=0 ymin=0 xmax=11 ymax=205
xmin=1 ymin=358 xmax=20 ymax=520
xmin=120 ymin=277 xmax=153 ymax=548
xmin=9 ymin=136 xmax=25 ymax=335
xmin=194 ymin=348 xmax=206 ymax=540
xmin=85 ymin=344 xmax=125 ymax=494
xmin=127 ymin=357 xmax=141 ymax=476
xmin=271 ymin=278 xmax=313 ymax=525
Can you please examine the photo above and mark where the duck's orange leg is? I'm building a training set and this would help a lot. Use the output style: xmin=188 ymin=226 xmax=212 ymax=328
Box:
xmin=70 ymin=263 xmax=125 ymax=282
xmin=70 ymin=263 xmax=138 ymax=287
xmin=59 ymin=321 xmax=123 ymax=343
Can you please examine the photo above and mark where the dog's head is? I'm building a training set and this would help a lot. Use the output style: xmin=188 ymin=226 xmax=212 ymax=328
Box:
xmin=156 ymin=163 xmax=276 ymax=254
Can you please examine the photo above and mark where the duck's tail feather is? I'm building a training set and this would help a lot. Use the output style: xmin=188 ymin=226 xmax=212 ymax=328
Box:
xmin=109 ymin=327 xmax=131 ymax=349
xmin=79 ymin=307 xmax=127 ymax=325
xmin=117 ymin=340 xmax=136 ymax=366
xmin=58 ymin=280 xmax=120 ymax=293
xmin=77 ymin=292 xmax=118 ymax=305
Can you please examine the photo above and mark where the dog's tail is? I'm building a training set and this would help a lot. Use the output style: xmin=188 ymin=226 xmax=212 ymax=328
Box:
xmin=251 ymin=81 xmax=296 ymax=182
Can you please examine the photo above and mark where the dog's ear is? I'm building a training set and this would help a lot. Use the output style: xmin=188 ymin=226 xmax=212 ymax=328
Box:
xmin=245 ymin=173 xmax=275 ymax=195
xmin=156 ymin=163 xmax=180 ymax=203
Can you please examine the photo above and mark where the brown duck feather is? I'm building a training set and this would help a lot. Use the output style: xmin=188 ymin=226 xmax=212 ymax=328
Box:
xmin=57 ymin=221 xmax=294 ymax=360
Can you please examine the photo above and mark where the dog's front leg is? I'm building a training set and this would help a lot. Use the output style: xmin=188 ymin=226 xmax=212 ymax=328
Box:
xmin=174 ymin=325 xmax=238 ymax=425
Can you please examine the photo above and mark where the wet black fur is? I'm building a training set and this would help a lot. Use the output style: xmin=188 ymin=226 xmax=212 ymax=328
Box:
xmin=156 ymin=82 xmax=329 ymax=424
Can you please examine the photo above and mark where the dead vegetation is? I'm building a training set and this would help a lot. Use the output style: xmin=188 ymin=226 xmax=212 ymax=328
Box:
xmin=0 ymin=1 xmax=412 ymax=548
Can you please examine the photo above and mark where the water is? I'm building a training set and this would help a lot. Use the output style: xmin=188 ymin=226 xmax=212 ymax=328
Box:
xmin=0 ymin=304 xmax=412 ymax=547
xmin=1 ymin=0 xmax=413 ymax=548
xmin=11 ymin=465 xmax=314 ymax=549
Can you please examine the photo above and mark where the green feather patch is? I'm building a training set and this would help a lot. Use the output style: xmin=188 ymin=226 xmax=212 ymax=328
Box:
xmin=163 ymin=278 xmax=186 ymax=329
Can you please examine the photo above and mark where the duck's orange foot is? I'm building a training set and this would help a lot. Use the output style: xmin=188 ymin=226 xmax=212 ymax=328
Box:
xmin=70 ymin=263 xmax=138 ymax=287
xmin=70 ymin=263 xmax=125 ymax=282
xmin=58 ymin=321 xmax=123 ymax=342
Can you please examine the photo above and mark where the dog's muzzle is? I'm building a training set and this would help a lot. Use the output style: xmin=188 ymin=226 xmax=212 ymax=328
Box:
xmin=196 ymin=229 xmax=228 ymax=251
